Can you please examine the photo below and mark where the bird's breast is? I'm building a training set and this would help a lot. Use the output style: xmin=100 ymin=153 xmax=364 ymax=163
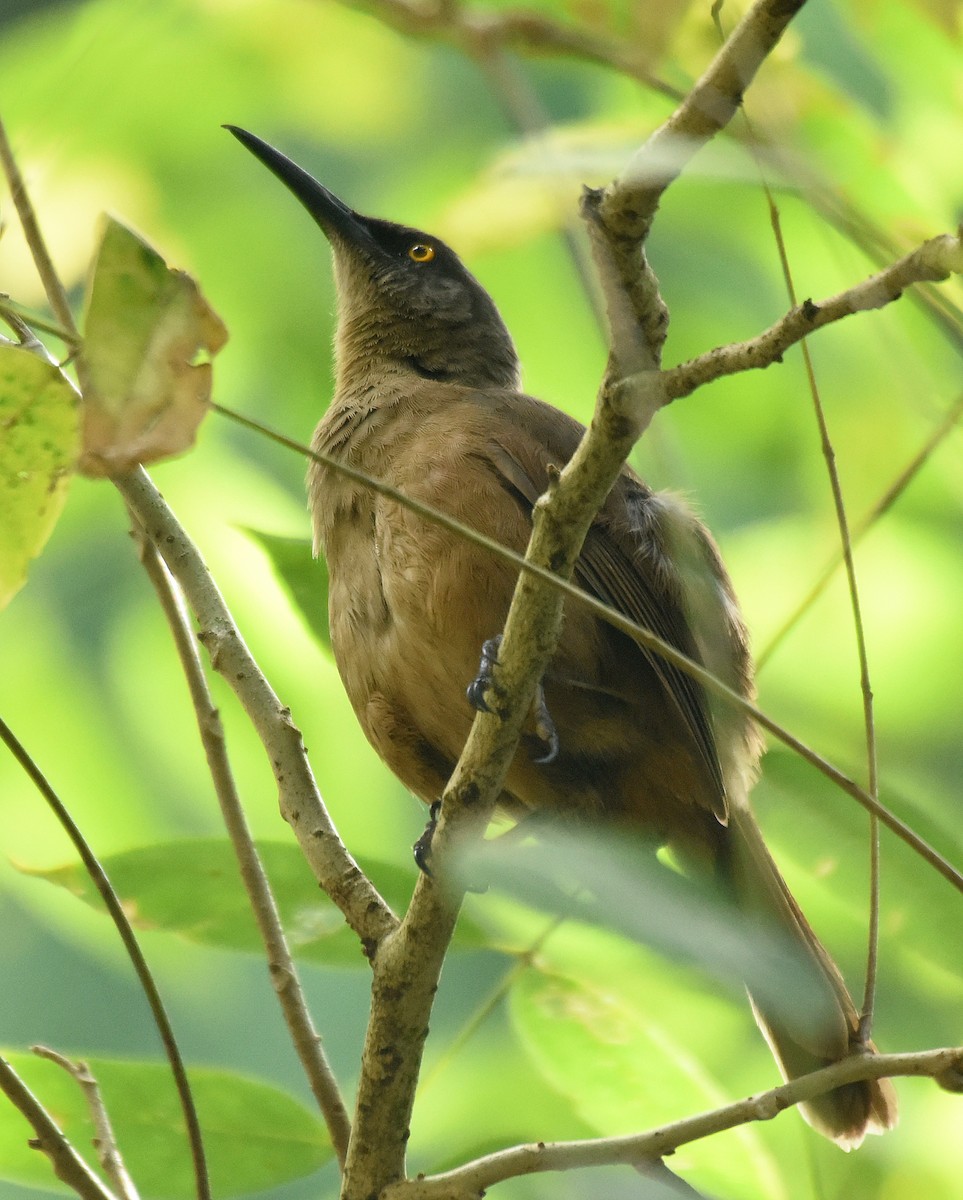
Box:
xmin=306 ymin=390 xmax=528 ymax=799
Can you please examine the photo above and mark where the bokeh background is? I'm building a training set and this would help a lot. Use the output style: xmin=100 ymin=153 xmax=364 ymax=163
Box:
xmin=1 ymin=1 xmax=961 ymax=1197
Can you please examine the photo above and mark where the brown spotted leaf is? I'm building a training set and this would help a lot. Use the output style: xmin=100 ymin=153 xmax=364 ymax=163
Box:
xmin=79 ymin=216 xmax=227 ymax=476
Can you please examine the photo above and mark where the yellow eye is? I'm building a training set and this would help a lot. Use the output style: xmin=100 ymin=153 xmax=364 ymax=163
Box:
xmin=408 ymin=243 xmax=435 ymax=263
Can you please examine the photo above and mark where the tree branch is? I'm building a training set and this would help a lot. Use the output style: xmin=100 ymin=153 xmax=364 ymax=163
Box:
xmin=131 ymin=531 xmax=352 ymax=1167
xmin=0 ymin=113 xmax=362 ymax=1183
xmin=0 ymin=1054 xmax=117 ymax=1200
xmin=0 ymin=117 xmax=77 ymax=340
xmin=32 ymin=1048 xmax=139 ymax=1200
xmin=112 ymin=468 xmax=398 ymax=955
xmin=739 ymin=121 xmax=885 ymax=1035
xmin=663 ymin=230 xmax=963 ymax=400
xmin=384 ymin=1048 xmax=963 ymax=1199
xmin=340 ymin=0 xmax=684 ymax=101
xmin=0 ymin=716 xmax=211 ymax=1200
xmin=604 ymin=0 xmax=809 ymax=234
xmin=758 ymin=386 xmax=963 ymax=668
xmin=587 ymin=0 xmax=810 ymax=362
xmin=339 ymin=315 xmax=667 ymax=1200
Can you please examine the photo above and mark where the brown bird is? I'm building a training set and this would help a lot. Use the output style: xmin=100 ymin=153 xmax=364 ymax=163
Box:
xmin=228 ymin=125 xmax=898 ymax=1149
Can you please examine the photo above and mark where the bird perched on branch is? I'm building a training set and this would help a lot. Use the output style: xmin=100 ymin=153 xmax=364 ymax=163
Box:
xmin=227 ymin=125 xmax=898 ymax=1149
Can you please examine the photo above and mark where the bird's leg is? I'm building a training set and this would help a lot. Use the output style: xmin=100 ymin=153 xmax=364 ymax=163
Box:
xmin=467 ymin=633 xmax=559 ymax=764
xmin=412 ymin=800 xmax=441 ymax=875
xmin=529 ymin=682 xmax=559 ymax=765
xmin=466 ymin=635 xmax=503 ymax=713
xmin=412 ymin=800 xmax=489 ymax=893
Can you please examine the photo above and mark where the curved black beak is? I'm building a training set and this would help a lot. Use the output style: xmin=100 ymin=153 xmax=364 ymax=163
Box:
xmin=225 ymin=125 xmax=371 ymax=249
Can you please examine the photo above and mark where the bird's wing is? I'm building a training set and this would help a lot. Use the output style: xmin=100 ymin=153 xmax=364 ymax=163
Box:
xmin=483 ymin=391 xmax=727 ymax=819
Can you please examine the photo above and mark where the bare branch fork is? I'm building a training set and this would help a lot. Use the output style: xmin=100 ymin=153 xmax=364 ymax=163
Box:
xmin=32 ymin=1048 xmax=139 ymax=1200
xmin=0 ymin=1055 xmax=115 ymax=1200
xmin=129 ymin=529 xmax=352 ymax=1165
xmin=113 ymin=470 xmax=397 ymax=952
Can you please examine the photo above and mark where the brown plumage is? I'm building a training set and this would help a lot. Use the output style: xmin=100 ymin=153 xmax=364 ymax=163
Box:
xmin=229 ymin=125 xmax=898 ymax=1149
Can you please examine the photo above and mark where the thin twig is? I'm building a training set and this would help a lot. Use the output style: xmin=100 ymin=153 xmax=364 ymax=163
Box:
xmin=131 ymin=530 xmax=352 ymax=1168
xmin=774 ymin=218 xmax=884 ymax=1045
xmin=0 ymin=1054 xmax=116 ymax=1200
xmin=767 ymin=187 xmax=883 ymax=1045
xmin=111 ymin=467 xmax=398 ymax=952
xmin=726 ymin=45 xmax=884 ymax=1037
xmin=0 ymin=296 xmax=79 ymax=344
xmin=382 ymin=1047 xmax=963 ymax=1199
xmin=341 ymin=0 xmax=684 ymax=101
xmin=0 ymin=117 xmax=78 ymax=340
xmin=420 ymin=914 xmax=564 ymax=1089
xmin=757 ymin=386 xmax=963 ymax=668
xmin=211 ymin=402 xmax=963 ymax=896
xmin=662 ymin=230 xmax=963 ymax=401
xmin=32 ymin=1048 xmax=139 ymax=1200
xmin=472 ymin=48 xmax=607 ymax=336
xmin=0 ymin=718 xmax=212 ymax=1200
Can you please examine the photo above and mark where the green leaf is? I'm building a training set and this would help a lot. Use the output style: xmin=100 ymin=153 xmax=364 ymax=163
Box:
xmin=0 ymin=1051 xmax=332 ymax=1198
xmin=80 ymin=216 xmax=227 ymax=476
xmin=243 ymin=528 xmax=330 ymax=649
xmin=0 ymin=342 xmax=79 ymax=610
xmin=510 ymin=969 xmax=788 ymax=1200
xmin=21 ymin=838 xmax=489 ymax=963
xmin=752 ymin=747 xmax=963 ymax=1003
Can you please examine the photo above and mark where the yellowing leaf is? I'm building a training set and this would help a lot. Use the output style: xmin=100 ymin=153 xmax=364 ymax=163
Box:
xmin=80 ymin=216 xmax=227 ymax=477
xmin=0 ymin=342 xmax=79 ymax=610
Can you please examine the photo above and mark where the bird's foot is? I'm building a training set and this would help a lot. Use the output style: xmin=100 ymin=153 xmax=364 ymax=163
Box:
xmin=412 ymin=800 xmax=489 ymax=893
xmin=466 ymin=635 xmax=503 ymax=713
xmin=467 ymin=633 xmax=559 ymax=764
xmin=413 ymin=800 xmax=441 ymax=876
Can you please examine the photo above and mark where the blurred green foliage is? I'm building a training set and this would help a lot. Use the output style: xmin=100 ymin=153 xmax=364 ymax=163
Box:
xmin=1 ymin=1 xmax=961 ymax=1198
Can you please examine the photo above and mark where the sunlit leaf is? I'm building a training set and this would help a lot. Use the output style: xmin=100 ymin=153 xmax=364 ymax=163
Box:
xmin=510 ymin=969 xmax=787 ymax=1200
xmin=0 ymin=1050 xmax=331 ymax=1198
xmin=79 ymin=216 xmax=227 ymax=477
xmin=19 ymin=838 xmax=489 ymax=962
xmin=243 ymin=528 xmax=330 ymax=650
xmin=0 ymin=341 xmax=79 ymax=610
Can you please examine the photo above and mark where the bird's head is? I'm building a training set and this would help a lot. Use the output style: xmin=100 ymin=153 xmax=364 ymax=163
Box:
xmin=227 ymin=126 xmax=521 ymax=392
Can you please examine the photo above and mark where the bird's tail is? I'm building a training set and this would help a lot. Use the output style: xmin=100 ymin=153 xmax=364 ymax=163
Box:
xmin=727 ymin=807 xmax=898 ymax=1149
